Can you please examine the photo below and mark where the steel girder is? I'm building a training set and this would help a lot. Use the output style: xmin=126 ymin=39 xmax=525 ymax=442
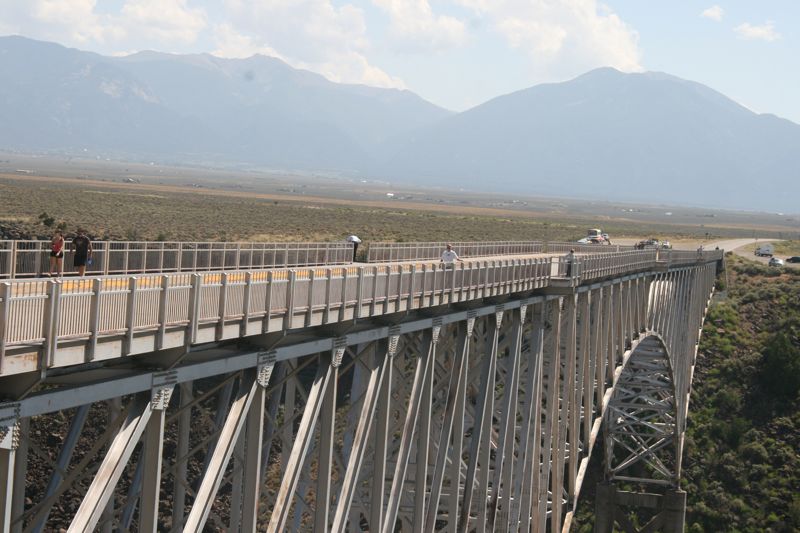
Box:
xmin=0 ymin=264 xmax=718 ymax=533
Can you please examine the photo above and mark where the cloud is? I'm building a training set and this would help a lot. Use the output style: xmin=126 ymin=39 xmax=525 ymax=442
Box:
xmin=0 ymin=0 xmax=122 ymax=44
xmin=372 ymin=0 xmax=467 ymax=52
xmin=734 ymin=21 xmax=780 ymax=42
xmin=0 ymin=0 xmax=207 ymax=49
xmin=455 ymin=0 xmax=641 ymax=79
xmin=219 ymin=0 xmax=405 ymax=88
xmin=212 ymin=23 xmax=284 ymax=60
xmin=120 ymin=0 xmax=207 ymax=44
xmin=700 ymin=5 xmax=723 ymax=22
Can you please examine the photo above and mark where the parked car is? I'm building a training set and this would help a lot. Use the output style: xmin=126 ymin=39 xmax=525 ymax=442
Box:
xmin=635 ymin=238 xmax=660 ymax=250
xmin=661 ymin=240 xmax=672 ymax=249
xmin=755 ymin=244 xmax=774 ymax=257
xmin=787 ymin=256 xmax=800 ymax=263
xmin=768 ymin=257 xmax=784 ymax=267
xmin=577 ymin=237 xmax=607 ymax=245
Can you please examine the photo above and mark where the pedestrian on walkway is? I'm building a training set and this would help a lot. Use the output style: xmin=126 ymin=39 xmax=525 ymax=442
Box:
xmin=347 ymin=235 xmax=362 ymax=262
xmin=48 ymin=230 xmax=65 ymax=277
xmin=565 ymin=249 xmax=576 ymax=277
xmin=71 ymin=229 xmax=93 ymax=276
xmin=441 ymin=244 xmax=463 ymax=268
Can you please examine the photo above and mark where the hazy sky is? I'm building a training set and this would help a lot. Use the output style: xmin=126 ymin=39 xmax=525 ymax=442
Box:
xmin=1 ymin=1 xmax=797 ymax=122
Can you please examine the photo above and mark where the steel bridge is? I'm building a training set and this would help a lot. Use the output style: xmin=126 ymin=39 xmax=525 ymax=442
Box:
xmin=0 ymin=240 xmax=724 ymax=532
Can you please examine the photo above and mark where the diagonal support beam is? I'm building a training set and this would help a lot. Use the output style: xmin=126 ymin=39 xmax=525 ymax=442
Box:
xmin=331 ymin=341 xmax=390 ymax=531
xmin=461 ymin=311 xmax=502 ymax=532
xmin=29 ymin=404 xmax=89 ymax=533
xmin=425 ymin=319 xmax=472 ymax=533
xmin=381 ymin=328 xmax=436 ymax=533
xmin=67 ymin=393 xmax=154 ymax=533
xmin=267 ymin=354 xmax=334 ymax=533
xmin=489 ymin=306 xmax=524 ymax=530
xmin=184 ymin=370 xmax=258 ymax=533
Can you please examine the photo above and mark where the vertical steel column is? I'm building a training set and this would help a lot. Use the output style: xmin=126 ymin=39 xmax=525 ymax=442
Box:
xmin=537 ymin=297 xmax=562 ymax=533
xmin=460 ymin=311 xmax=501 ymax=532
xmin=445 ymin=317 xmax=473 ymax=533
xmin=0 ymin=419 xmax=19 ymax=533
xmin=581 ymin=291 xmax=595 ymax=444
xmin=240 ymin=359 xmax=271 ymax=533
xmin=426 ymin=318 xmax=474 ymax=532
xmin=256 ymin=361 xmax=286 ymax=490
xmin=10 ymin=418 xmax=28 ymax=533
xmin=490 ymin=306 xmax=525 ymax=530
xmin=381 ymin=328 xmax=437 ymax=533
xmin=268 ymin=355 xmax=334 ymax=533
xmin=552 ymin=294 xmax=576 ymax=532
xmin=139 ymin=387 xmax=172 ymax=533
xmin=594 ymin=287 xmax=607 ymax=410
xmin=172 ymin=381 xmax=193 ymax=531
xmin=282 ymin=360 xmax=297 ymax=470
xmin=573 ymin=292 xmax=590 ymax=495
xmin=332 ymin=339 xmax=391 ymax=531
xmin=315 ymin=345 xmax=344 ymax=533
xmin=414 ymin=327 xmax=437 ymax=533
xmin=370 ymin=335 xmax=397 ymax=532
xmin=512 ymin=302 xmax=544 ymax=533
xmin=615 ymin=281 xmax=625 ymax=362
xmin=605 ymin=284 xmax=616 ymax=382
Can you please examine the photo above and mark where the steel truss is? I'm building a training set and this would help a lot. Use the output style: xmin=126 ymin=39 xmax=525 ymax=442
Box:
xmin=0 ymin=263 xmax=718 ymax=532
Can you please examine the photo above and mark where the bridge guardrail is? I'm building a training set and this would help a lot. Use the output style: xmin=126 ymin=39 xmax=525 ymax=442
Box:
xmin=0 ymin=240 xmax=354 ymax=279
xmin=0 ymin=248 xmax=725 ymax=376
xmin=0 ymin=256 xmax=554 ymax=375
xmin=658 ymin=248 xmax=724 ymax=266
xmin=545 ymin=242 xmax=637 ymax=254
xmin=366 ymin=241 xmax=544 ymax=262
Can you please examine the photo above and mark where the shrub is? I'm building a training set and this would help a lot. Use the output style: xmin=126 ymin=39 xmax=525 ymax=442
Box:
xmin=759 ymin=332 xmax=800 ymax=400
xmin=38 ymin=211 xmax=55 ymax=227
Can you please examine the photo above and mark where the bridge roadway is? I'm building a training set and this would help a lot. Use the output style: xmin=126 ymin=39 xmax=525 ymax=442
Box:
xmin=0 ymin=242 xmax=724 ymax=533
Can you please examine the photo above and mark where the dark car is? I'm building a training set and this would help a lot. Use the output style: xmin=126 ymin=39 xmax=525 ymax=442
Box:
xmin=787 ymin=256 xmax=800 ymax=263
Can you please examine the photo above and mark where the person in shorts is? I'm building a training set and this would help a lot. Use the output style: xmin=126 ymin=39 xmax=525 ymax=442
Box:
xmin=48 ymin=230 xmax=65 ymax=277
xmin=71 ymin=229 xmax=93 ymax=276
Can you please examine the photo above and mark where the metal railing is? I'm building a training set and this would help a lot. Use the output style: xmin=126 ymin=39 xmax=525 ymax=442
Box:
xmin=658 ymin=248 xmax=724 ymax=266
xmin=0 ymin=256 xmax=554 ymax=375
xmin=544 ymin=242 xmax=637 ymax=253
xmin=0 ymin=249 xmax=725 ymax=376
xmin=0 ymin=240 xmax=354 ymax=279
xmin=366 ymin=241 xmax=544 ymax=262
xmin=551 ymin=249 xmax=722 ymax=281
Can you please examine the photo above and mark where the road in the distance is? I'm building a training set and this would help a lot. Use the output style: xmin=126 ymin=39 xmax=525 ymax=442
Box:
xmin=707 ymin=238 xmax=799 ymax=268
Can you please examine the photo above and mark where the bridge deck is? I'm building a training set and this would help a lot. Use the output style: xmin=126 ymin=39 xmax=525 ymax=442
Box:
xmin=0 ymin=248 xmax=722 ymax=378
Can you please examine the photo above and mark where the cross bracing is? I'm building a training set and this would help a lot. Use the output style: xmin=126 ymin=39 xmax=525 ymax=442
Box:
xmin=0 ymin=244 xmax=722 ymax=532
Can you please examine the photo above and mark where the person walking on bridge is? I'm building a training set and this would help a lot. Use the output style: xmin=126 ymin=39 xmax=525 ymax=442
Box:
xmin=347 ymin=235 xmax=361 ymax=262
xmin=71 ymin=229 xmax=93 ymax=276
xmin=565 ymin=249 xmax=576 ymax=278
xmin=441 ymin=244 xmax=463 ymax=268
xmin=48 ymin=230 xmax=65 ymax=277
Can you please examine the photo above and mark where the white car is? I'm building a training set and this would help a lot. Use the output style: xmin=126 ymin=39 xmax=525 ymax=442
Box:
xmin=768 ymin=257 xmax=784 ymax=267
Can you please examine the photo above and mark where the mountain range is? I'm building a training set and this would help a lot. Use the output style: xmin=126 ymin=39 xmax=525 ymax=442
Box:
xmin=1 ymin=35 xmax=799 ymax=212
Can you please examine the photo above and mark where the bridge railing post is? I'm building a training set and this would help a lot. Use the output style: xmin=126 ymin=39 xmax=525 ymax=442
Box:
xmin=0 ymin=282 xmax=9 ymax=371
